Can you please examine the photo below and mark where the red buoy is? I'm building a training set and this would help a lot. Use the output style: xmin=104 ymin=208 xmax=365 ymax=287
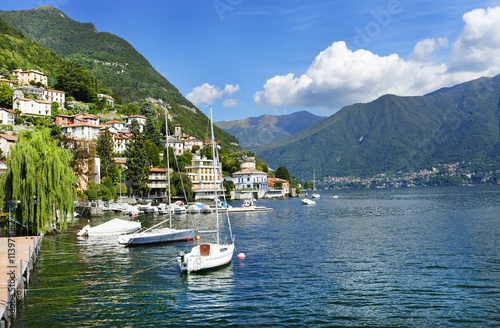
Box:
xmin=237 ymin=253 xmax=246 ymax=259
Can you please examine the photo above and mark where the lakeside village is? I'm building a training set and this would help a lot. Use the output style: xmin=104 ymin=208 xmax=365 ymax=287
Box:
xmin=0 ymin=68 xmax=298 ymax=207
xmin=322 ymin=162 xmax=500 ymax=189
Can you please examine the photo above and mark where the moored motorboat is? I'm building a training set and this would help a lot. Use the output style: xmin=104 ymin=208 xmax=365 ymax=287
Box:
xmin=301 ymin=198 xmax=316 ymax=205
xmin=78 ymin=218 xmax=141 ymax=237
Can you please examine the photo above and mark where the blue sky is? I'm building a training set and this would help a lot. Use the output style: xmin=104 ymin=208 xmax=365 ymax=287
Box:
xmin=3 ymin=0 xmax=500 ymax=121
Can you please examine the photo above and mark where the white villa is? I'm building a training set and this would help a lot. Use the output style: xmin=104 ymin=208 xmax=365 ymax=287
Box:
xmin=12 ymin=90 xmax=51 ymax=116
xmin=45 ymin=89 xmax=65 ymax=108
xmin=104 ymin=120 xmax=126 ymax=132
xmin=184 ymin=137 xmax=203 ymax=151
xmin=164 ymin=136 xmax=184 ymax=155
xmin=62 ymin=123 xmax=101 ymax=141
xmin=0 ymin=109 xmax=16 ymax=126
xmin=98 ymin=93 xmax=115 ymax=107
xmin=127 ymin=115 xmax=147 ymax=132
xmin=231 ymin=168 xmax=268 ymax=190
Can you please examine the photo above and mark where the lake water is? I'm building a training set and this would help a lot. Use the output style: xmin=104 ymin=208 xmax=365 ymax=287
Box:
xmin=12 ymin=186 xmax=500 ymax=327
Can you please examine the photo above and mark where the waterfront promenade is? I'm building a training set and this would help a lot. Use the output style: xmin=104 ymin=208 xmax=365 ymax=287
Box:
xmin=0 ymin=236 xmax=42 ymax=327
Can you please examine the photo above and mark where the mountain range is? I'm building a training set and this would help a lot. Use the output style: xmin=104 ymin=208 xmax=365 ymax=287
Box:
xmin=215 ymin=111 xmax=326 ymax=148
xmin=256 ymin=75 xmax=500 ymax=179
xmin=0 ymin=6 xmax=238 ymax=148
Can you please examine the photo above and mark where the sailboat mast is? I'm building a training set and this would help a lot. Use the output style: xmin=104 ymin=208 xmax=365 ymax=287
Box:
xmin=209 ymin=106 xmax=220 ymax=244
xmin=165 ymin=108 xmax=172 ymax=229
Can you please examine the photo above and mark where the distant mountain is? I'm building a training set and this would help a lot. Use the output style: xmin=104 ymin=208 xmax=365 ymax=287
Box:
xmin=215 ymin=111 xmax=326 ymax=147
xmin=256 ymin=75 xmax=500 ymax=179
xmin=0 ymin=6 xmax=238 ymax=148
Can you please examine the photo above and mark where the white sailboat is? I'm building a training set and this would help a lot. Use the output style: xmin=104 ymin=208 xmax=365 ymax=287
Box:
xmin=117 ymin=109 xmax=194 ymax=246
xmin=177 ymin=106 xmax=235 ymax=273
xmin=312 ymin=169 xmax=320 ymax=199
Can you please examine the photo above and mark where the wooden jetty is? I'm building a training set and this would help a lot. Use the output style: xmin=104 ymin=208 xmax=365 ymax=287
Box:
xmin=0 ymin=235 xmax=42 ymax=328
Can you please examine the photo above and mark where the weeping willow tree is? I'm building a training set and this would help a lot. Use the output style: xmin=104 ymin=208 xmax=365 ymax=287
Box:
xmin=3 ymin=128 xmax=76 ymax=234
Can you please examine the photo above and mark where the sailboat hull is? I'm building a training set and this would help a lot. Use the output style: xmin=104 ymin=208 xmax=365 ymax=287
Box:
xmin=117 ymin=228 xmax=194 ymax=246
xmin=178 ymin=243 xmax=234 ymax=273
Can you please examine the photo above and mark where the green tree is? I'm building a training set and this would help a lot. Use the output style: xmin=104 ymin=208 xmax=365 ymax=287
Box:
xmin=145 ymin=116 xmax=164 ymax=150
xmin=55 ymin=61 xmax=95 ymax=102
xmin=223 ymin=179 xmax=235 ymax=194
xmin=0 ymin=81 xmax=13 ymax=108
xmin=276 ymin=166 xmax=291 ymax=182
xmin=3 ymin=128 xmax=76 ymax=233
xmin=85 ymin=180 xmax=98 ymax=201
xmin=144 ymin=140 xmax=160 ymax=167
xmin=171 ymin=172 xmax=193 ymax=201
xmin=200 ymin=145 xmax=213 ymax=160
xmin=96 ymin=127 xmax=116 ymax=180
xmin=126 ymin=120 xmax=150 ymax=196
xmin=50 ymin=102 xmax=60 ymax=116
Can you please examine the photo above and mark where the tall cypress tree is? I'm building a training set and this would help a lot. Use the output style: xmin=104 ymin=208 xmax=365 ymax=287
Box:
xmin=144 ymin=116 xmax=164 ymax=150
xmin=96 ymin=127 xmax=115 ymax=180
xmin=126 ymin=121 xmax=150 ymax=196
xmin=3 ymin=128 xmax=76 ymax=233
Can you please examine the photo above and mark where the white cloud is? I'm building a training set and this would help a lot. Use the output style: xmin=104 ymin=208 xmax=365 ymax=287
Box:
xmin=223 ymin=99 xmax=240 ymax=107
xmin=186 ymin=83 xmax=224 ymax=105
xmin=451 ymin=7 xmax=500 ymax=74
xmin=409 ymin=38 xmax=448 ymax=62
xmin=224 ymin=84 xmax=240 ymax=95
xmin=186 ymin=83 xmax=240 ymax=106
xmin=254 ymin=6 xmax=500 ymax=112
xmin=255 ymin=41 xmax=450 ymax=110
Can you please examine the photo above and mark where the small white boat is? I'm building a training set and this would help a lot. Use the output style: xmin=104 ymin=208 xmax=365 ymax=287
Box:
xmin=187 ymin=203 xmax=204 ymax=214
xmin=77 ymin=218 xmax=141 ymax=237
xmin=201 ymin=205 xmax=213 ymax=214
xmin=332 ymin=194 xmax=339 ymax=199
xmin=301 ymin=198 xmax=316 ymax=206
xmin=178 ymin=106 xmax=234 ymax=273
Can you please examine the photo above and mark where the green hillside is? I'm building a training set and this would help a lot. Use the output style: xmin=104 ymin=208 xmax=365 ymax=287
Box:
xmin=0 ymin=6 xmax=238 ymax=148
xmin=256 ymin=75 xmax=500 ymax=179
xmin=0 ymin=17 xmax=95 ymax=94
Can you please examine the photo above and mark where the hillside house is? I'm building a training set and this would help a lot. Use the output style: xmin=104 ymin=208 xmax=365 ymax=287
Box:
xmin=11 ymin=69 xmax=48 ymax=86
xmin=0 ymin=109 xmax=16 ymax=126
xmin=74 ymin=113 xmax=100 ymax=126
xmin=13 ymin=90 xmax=51 ymax=116
xmin=61 ymin=123 xmax=100 ymax=141
xmin=127 ymin=115 xmax=147 ymax=132
xmin=104 ymin=120 xmax=126 ymax=132
xmin=164 ymin=136 xmax=184 ymax=155
xmin=112 ymin=132 xmax=130 ymax=154
xmin=98 ymin=93 xmax=114 ymax=107
xmin=184 ymin=137 xmax=203 ymax=151
xmin=44 ymin=89 xmax=66 ymax=108
xmin=0 ymin=134 xmax=17 ymax=157
xmin=54 ymin=114 xmax=74 ymax=126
